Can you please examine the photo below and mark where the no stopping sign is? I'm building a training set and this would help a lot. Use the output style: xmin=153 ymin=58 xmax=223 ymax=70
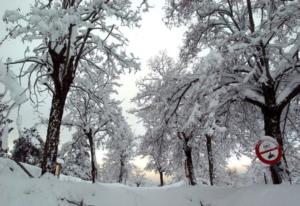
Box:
xmin=255 ymin=136 xmax=282 ymax=165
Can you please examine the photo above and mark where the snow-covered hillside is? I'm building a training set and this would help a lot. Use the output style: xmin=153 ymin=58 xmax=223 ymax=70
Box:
xmin=0 ymin=158 xmax=299 ymax=206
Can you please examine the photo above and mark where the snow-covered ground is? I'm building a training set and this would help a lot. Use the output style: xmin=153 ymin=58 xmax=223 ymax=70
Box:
xmin=0 ymin=158 xmax=299 ymax=206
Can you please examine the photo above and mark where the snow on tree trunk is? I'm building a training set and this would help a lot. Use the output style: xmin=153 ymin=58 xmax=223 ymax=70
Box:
xmin=206 ymin=135 xmax=214 ymax=186
xmin=41 ymin=94 xmax=67 ymax=174
xmin=1 ymin=123 xmax=9 ymax=152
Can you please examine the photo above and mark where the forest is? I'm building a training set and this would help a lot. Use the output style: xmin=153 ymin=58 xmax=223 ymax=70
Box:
xmin=0 ymin=0 xmax=299 ymax=196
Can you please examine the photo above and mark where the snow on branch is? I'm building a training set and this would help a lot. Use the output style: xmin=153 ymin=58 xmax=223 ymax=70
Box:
xmin=277 ymin=74 xmax=300 ymax=107
xmin=0 ymin=61 xmax=27 ymax=109
xmin=0 ymin=61 xmax=27 ymax=148
xmin=242 ymin=88 xmax=265 ymax=107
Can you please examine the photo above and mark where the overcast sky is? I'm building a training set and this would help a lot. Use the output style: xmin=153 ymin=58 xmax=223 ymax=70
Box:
xmin=116 ymin=1 xmax=185 ymax=136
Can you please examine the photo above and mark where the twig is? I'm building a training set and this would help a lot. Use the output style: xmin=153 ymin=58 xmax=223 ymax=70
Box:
xmin=12 ymin=159 xmax=34 ymax=178
xmin=0 ymin=25 xmax=20 ymax=47
xmin=60 ymin=198 xmax=95 ymax=206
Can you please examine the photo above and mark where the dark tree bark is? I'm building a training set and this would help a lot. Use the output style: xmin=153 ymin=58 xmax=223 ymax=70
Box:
xmin=262 ymin=107 xmax=283 ymax=184
xmin=179 ymin=132 xmax=197 ymax=185
xmin=118 ymin=154 xmax=125 ymax=183
xmin=86 ymin=129 xmax=97 ymax=183
xmin=184 ymin=145 xmax=197 ymax=185
xmin=40 ymin=34 xmax=76 ymax=175
xmin=159 ymin=170 xmax=164 ymax=186
xmin=264 ymin=173 xmax=268 ymax=184
xmin=206 ymin=135 xmax=214 ymax=186
xmin=245 ymin=81 xmax=295 ymax=184
xmin=262 ymin=84 xmax=283 ymax=184
xmin=41 ymin=93 xmax=67 ymax=174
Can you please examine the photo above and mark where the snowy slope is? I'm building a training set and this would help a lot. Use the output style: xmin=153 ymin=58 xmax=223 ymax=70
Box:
xmin=0 ymin=158 xmax=299 ymax=206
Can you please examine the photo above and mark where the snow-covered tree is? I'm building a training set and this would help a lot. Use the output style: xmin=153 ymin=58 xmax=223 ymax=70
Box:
xmin=133 ymin=62 xmax=173 ymax=186
xmin=131 ymin=166 xmax=146 ymax=187
xmin=245 ymin=161 xmax=270 ymax=185
xmin=277 ymin=98 xmax=300 ymax=181
xmin=11 ymin=127 xmax=44 ymax=166
xmin=63 ymin=76 xmax=118 ymax=183
xmin=133 ymin=51 xmax=235 ymax=186
xmin=102 ymin=116 xmax=135 ymax=184
xmin=165 ymin=0 xmax=300 ymax=184
xmin=138 ymin=127 xmax=171 ymax=186
xmin=133 ymin=52 xmax=198 ymax=185
xmin=59 ymin=131 xmax=91 ymax=181
xmin=3 ymin=0 xmax=147 ymax=174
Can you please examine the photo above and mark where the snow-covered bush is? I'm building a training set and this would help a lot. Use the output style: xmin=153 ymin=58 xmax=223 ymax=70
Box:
xmin=59 ymin=131 xmax=91 ymax=181
xmin=11 ymin=127 xmax=44 ymax=166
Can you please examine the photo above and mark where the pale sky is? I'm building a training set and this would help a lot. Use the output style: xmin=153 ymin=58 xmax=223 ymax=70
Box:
xmin=116 ymin=0 xmax=185 ymax=136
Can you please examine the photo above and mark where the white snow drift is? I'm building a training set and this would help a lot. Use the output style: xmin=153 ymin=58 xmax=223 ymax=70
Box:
xmin=0 ymin=158 xmax=299 ymax=206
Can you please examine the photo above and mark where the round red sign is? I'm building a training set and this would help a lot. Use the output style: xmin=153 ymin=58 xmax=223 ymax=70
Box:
xmin=255 ymin=137 xmax=282 ymax=165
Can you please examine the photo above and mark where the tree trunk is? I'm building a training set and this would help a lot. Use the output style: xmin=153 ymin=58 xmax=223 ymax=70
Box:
xmin=118 ymin=154 xmax=125 ymax=183
xmin=159 ymin=170 xmax=164 ymax=186
xmin=261 ymin=82 xmax=286 ymax=184
xmin=206 ymin=135 xmax=214 ymax=186
xmin=86 ymin=129 xmax=97 ymax=183
xmin=264 ymin=173 xmax=268 ymax=184
xmin=262 ymin=106 xmax=283 ymax=184
xmin=41 ymin=43 xmax=74 ymax=175
xmin=184 ymin=146 xmax=197 ymax=185
xmin=41 ymin=94 xmax=67 ymax=175
xmin=181 ymin=133 xmax=197 ymax=185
